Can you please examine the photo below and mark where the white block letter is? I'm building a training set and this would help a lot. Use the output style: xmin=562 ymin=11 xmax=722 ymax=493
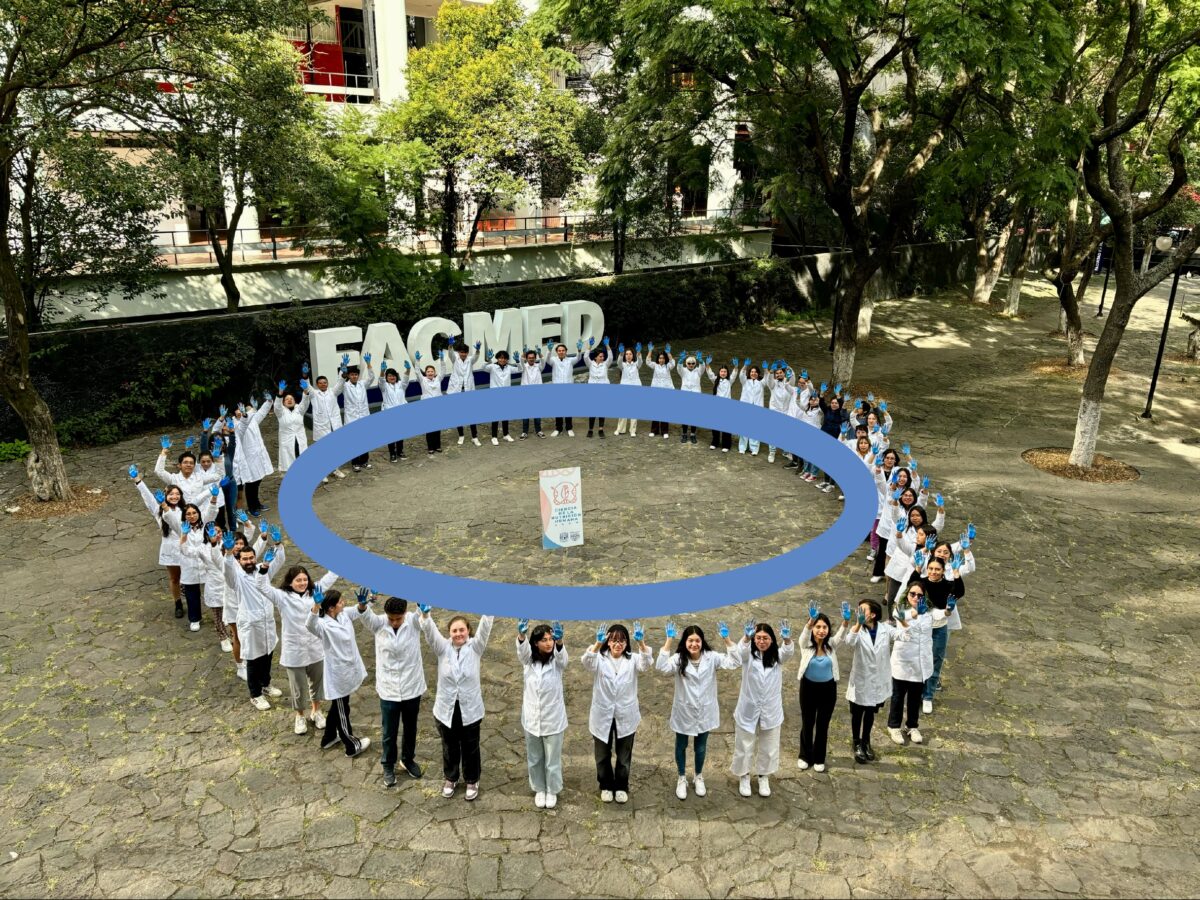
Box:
xmin=309 ymin=326 xmax=363 ymax=381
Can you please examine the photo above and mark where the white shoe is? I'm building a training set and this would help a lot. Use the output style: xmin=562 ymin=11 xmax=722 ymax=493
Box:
xmin=838 ymin=495 xmax=845 ymax=501
xmin=350 ymin=737 xmax=371 ymax=758
xmin=535 ymin=791 xmax=546 ymax=808
xmin=797 ymin=758 xmax=809 ymax=770
xmin=265 ymin=686 xmax=283 ymax=698
xmin=662 ymin=434 xmax=668 ymax=440
xmin=567 ymin=429 xmax=575 ymax=437
xmin=294 ymin=715 xmax=307 ymax=735
xmin=630 ymin=431 xmax=637 ymax=438
xmin=601 ymin=790 xmax=614 ymax=803
xmin=870 ymin=575 xmax=883 ymax=583
xmin=676 ymin=776 xmax=688 ymax=799
xmin=545 ymin=793 xmax=557 ymax=809
xmin=739 ymin=775 xmax=752 ymax=797
xmin=821 ymin=484 xmax=834 ymax=493
xmin=550 ymin=430 xmax=560 ymax=437
xmin=250 ymin=696 xmax=271 ymax=711
xmin=814 ymin=763 xmax=826 ymax=773
xmin=472 ymin=437 xmax=481 ymax=447
xmin=189 ymin=621 xmax=200 ymax=632
xmin=889 ymin=727 xmax=905 ymax=745
xmin=457 ymin=436 xmax=465 ymax=445
xmin=236 ymin=662 xmax=247 ymax=681
xmin=311 ymin=711 xmax=326 ymax=730
xmin=615 ymin=790 xmax=628 ymax=803
xmin=909 ymin=728 xmax=924 ymax=744
xmin=767 ymin=451 xmax=776 ymax=463
xmin=693 ymin=774 xmax=706 ymax=797
xmin=758 ymin=777 xmax=771 ymax=797
xmin=922 ymin=699 xmax=933 ymax=714
xmin=334 ymin=469 xmax=346 ymax=479
xmin=442 ymin=781 xmax=456 ymax=798
xmin=503 ymin=434 xmax=514 ymax=443
xmin=491 ymin=437 xmax=499 ymax=445
xmin=465 ymin=783 xmax=479 ymax=801
xmin=866 ymin=550 xmax=877 ymax=561
xmin=220 ymin=639 xmax=232 ymax=652
xmin=322 ymin=477 xmax=330 ymax=484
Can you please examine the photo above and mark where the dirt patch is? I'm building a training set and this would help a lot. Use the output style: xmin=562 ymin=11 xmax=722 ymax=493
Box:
xmin=1028 ymin=358 xmax=1124 ymax=380
xmin=6 ymin=486 xmax=110 ymax=519
xmin=1166 ymin=353 xmax=1200 ymax=366
xmin=1021 ymin=448 xmax=1140 ymax=483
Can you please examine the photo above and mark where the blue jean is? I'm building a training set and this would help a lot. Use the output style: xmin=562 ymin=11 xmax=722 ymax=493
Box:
xmin=674 ymin=731 xmax=709 ymax=775
xmin=923 ymin=626 xmax=950 ymax=700
xmin=522 ymin=418 xmax=542 ymax=434
xmin=738 ymin=435 xmax=760 ymax=455
xmin=802 ymin=461 xmax=823 ymax=479
xmin=525 ymin=730 xmax=564 ymax=793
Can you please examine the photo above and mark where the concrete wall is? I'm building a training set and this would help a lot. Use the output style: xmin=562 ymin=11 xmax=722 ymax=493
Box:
xmin=46 ymin=229 xmax=774 ymax=322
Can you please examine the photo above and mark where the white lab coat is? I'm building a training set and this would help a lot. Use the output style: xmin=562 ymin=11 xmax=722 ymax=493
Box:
xmin=197 ymin=460 xmax=226 ymax=512
xmin=581 ymin=646 xmax=652 ymax=741
xmin=422 ymin=614 xmax=494 ymax=727
xmin=447 ymin=347 xmax=479 ymax=393
xmin=416 ymin=355 xmax=450 ymax=398
xmin=839 ymin=622 xmax=899 ymax=706
xmin=136 ymin=480 xmax=184 ymax=566
xmin=257 ymin=570 xmax=339 ymax=669
xmin=176 ymin=510 xmax=218 ymax=585
xmin=796 ymin=622 xmax=843 ymax=681
xmin=678 ymin=362 xmax=703 ymax=392
xmin=705 ymin=366 xmax=734 ymax=399
xmin=153 ymin=454 xmax=220 ymax=506
xmin=181 ymin=538 xmax=226 ymax=607
xmin=517 ymin=638 xmax=569 ymax=736
xmin=274 ymin=394 xmax=312 ymax=472
xmin=549 ymin=350 xmax=584 ymax=384
xmin=586 ymin=350 xmax=613 ymax=384
xmin=655 ymin=647 xmax=739 ymax=735
xmin=890 ymin=611 xmax=934 ymax=682
xmin=308 ymin=383 xmax=344 ymax=439
xmin=647 ymin=358 xmax=676 ymax=389
xmin=483 ymin=361 xmax=520 ymax=388
xmin=227 ymin=545 xmax=287 ymax=659
xmin=341 ymin=369 xmax=377 ymax=423
xmin=732 ymin=638 xmax=796 ymax=732
xmin=521 ymin=347 xmax=552 ymax=385
xmin=618 ymin=355 xmax=643 ymax=386
xmin=306 ymin=607 xmax=368 ymax=700
xmin=220 ymin=530 xmax=267 ymax=625
xmin=361 ymin=609 xmax=427 ymax=702
xmin=738 ymin=370 xmax=765 ymax=405
xmin=233 ymin=401 xmax=274 ymax=484
xmin=766 ymin=375 xmax=795 ymax=413
xmin=379 ymin=373 xmax=411 ymax=409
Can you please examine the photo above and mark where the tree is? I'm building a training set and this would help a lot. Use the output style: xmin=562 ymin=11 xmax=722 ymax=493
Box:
xmin=147 ymin=33 xmax=313 ymax=310
xmin=0 ymin=0 xmax=307 ymax=501
xmin=383 ymin=0 xmax=585 ymax=268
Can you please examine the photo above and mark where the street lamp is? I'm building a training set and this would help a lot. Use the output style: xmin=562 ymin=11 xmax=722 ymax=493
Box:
xmin=1095 ymin=242 xmax=1111 ymax=316
xmin=1142 ymin=235 xmax=1186 ymax=419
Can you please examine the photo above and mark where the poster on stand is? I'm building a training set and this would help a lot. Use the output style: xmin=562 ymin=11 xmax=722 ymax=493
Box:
xmin=539 ymin=467 xmax=583 ymax=549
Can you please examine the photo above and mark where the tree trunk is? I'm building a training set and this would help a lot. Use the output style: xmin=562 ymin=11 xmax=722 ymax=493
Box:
xmin=971 ymin=212 xmax=1016 ymax=306
xmin=208 ymin=211 xmax=242 ymax=312
xmin=1004 ymin=209 xmax=1038 ymax=315
xmin=1055 ymin=275 xmax=1087 ymax=367
xmin=460 ymin=205 xmax=484 ymax=271
xmin=971 ymin=231 xmax=992 ymax=304
xmin=1139 ymin=242 xmax=1153 ymax=274
xmin=613 ymin=217 xmax=626 ymax=275
xmin=440 ymin=168 xmax=458 ymax=260
xmin=832 ymin=265 xmax=875 ymax=383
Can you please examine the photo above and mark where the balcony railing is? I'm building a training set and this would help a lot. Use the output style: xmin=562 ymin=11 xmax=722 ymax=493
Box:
xmin=301 ymin=70 xmax=375 ymax=101
xmin=151 ymin=209 xmax=772 ymax=268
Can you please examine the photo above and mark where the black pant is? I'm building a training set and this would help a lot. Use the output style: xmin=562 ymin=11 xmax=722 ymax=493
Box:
xmin=587 ymin=417 xmax=606 ymax=431
xmin=650 ymin=421 xmax=669 ymax=436
xmin=388 ymin=440 xmax=404 ymax=457
xmin=594 ymin=722 xmax=635 ymax=792
xmin=380 ymin=696 xmax=421 ymax=768
xmin=873 ymin=536 xmax=889 ymax=577
xmin=710 ymin=430 xmax=732 ymax=450
xmin=554 ymin=417 xmax=573 ymax=431
xmin=680 ymin=424 xmax=697 ymax=438
xmin=850 ymin=701 xmax=878 ymax=744
xmin=426 ymin=431 xmax=441 ymax=452
xmin=352 ymin=452 xmax=369 ymax=466
xmin=490 ymin=421 xmax=509 ymax=437
xmin=324 ymin=695 xmax=363 ymax=756
xmin=243 ymin=479 xmax=262 ymax=515
xmin=456 ymin=424 xmax=478 ymax=438
xmin=888 ymin=679 xmax=923 ymax=729
xmin=436 ymin=701 xmax=481 ymax=784
xmin=182 ymin=582 xmax=202 ymax=624
xmin=799 ymin=676 xmax=837 ymax=765
xmin=246 ymin=651 xmax=273 ymax=699
xmin=522 ymin=418 xmax=542 ymax=434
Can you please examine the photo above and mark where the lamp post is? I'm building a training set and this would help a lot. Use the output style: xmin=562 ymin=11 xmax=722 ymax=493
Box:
xmin=1095 ymin=241 xmax=1112 ymax=316
xmin=1142 ymin=235 xmax=1185 ymax=419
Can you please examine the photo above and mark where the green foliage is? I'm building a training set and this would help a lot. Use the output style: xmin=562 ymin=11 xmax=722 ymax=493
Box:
xmin=0 ymin=440 xmax=32 ymax=462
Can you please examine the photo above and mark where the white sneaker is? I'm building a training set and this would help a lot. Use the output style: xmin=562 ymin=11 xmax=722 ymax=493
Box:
xmin=189 ymin=622 xmax=200 ymax=632
xmin=534 ymin=791 xmax=546 ymax=809
xmin=630 ymin=431 xmax=637 ymax=438
xmin=294 ymin=715 xmax=307 ymax=735
xmin=567 ymin=429 xmax=575 ymax=437
xmin=491 ymin=437 xmax=499 ymax=446
xmin=614 ymin=790 xmax=628 ymax=804
xmin=922 ymin=699 xmax=933 ymax=714
xmin=550 ymin=430 xmax=560 ymax=437
xmin=909 ymin=728 xmax=924 ymax=744
xmin=265 ymin=686 xmax=283 ymax=698
xmin=465 ymin=783 xmax=479 ymax=801
xmin=676 ymin=776 xmax=688 ymax=799
xmin=814 ymin=763 xmax=826 ymax=773
xmin=334 ymin=469 xmax=346 ymax=479
xmin=350 ymin=736 xmax=371 ymax=758
xmin=870 ymin=575 xmax=883 ymax=583
xmin=662 ymin=433 xmax=669 ymax=440
xmin=503 ymin=434 xmax=514 ymax=443
xmin=821 ymin=484 xmax=834 ymax=493
xmin=767 ymin=451 xmax=776 ymax=463
xmin=236 ymin=662 xmax=247 ymax=681
xmin=220 ymin=639 xmax=232 ymax=652
xmin=797 ymin=758 xmax=809 ymax=770
xmin=471 ymin=437 xmax=481 ymax=447
xmin=889 ymin=727 xmax=906 ymax=745
xmin=322 ymin=476 xmax=330 ymax=484
xmin=739 ymin=775 xmax=752 ymax=797
xmin=601 ymin=790 xmax=614 ymax=803
xmin=693 ymin=774 xmax=706 ymax=797
xmin=312 ymin=711 xmax=326 ymax=730
xmin=866 ymin=550 xmax=877 ymax=561
xmin=545 ymin=793 xmax=557 ymax=809
xmin=250 ymin=696 xmax=271 ymax=711
xmin=457 ymin=436 xmax=465 ymax=445
xmin=758 ymin=776 xmax=771 ymax=797
xmin=442 ymin=780 xmax=456 ymax=798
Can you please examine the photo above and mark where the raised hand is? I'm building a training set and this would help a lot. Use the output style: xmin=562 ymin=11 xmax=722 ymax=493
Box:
xmin=219 ymin=475 xmax=231 ymax=488
xmin=221 ymin=532 xmax=235 ymax=550
xmin=841 ymin=601 xmax=852 ymax=622
xmin=925 ymin=534 xmax=936 ymax=551
xmin=154 ymin=490 xmax=166 ymax=504
xmin=743 ymin=620 xmax=755 ymax=638
xmin=800 ymin=369 xmax=808 ymax=380
xmin=341 ymin=352 xmax=350 ymax=367
xmin=160 ymin=435 xmax=171 ymax=450
xmin=518 ymin=618 xmax=529 ymax=635
xmin=910 ymin=459 xmax=919 ymax=472
xmin=916 ymin=596 xmax=928 ymax=615
xmin=414 ymin=351 xmax=422 ymax=361
xmin=588 ymin=337 xmax=595 ymax=347
xmin=314 ymin=586 xmax=324 ymax=604
xmin=403 ymin=361 xmax=411 ymax=371
xmin=665 ymin=621 xmax=677 ymax=640
xmin=363 ymin=352 xmax=372 ymax=365
xmin=922 ymin=475 xmax=930 ymax=490
xmin=857 ymin=610 xmax=866 ymax=625
xmin=834 ymin=383 xmax=842 ymax=394
xmin=205 ymin=522 xmax=217 ymax=539
xmin=636 ymin=342 xmax=643 ymax=353
xmin=302 ymin=362 xmax=310 ymax=376
xmin=841 ymin=421 xmax=850 ymax=435
xmin=718 ymin=621 xmax=730 ymax=639
xmin=902 ymin=443 xmax=911 ymax=456
xmin=890 ymin=470 xmax=899 ymax=485
xmin=952 ymin=551 xmax=964 ymax=569
xmin=263 ymin=548 xmax=275 ymax=563
xmin=485 ymin=349 xmax=494 ymax=361
xmin=417 ymin=602 xmax=432 ymax=614
xmin=967 ymin=522 xmax=977 ymax=540
xmin=855 ymin=398 xmax=863 ymax=409
xmin=278 ymin=379 xmax=287 ymax=392
xmin=820 ymin=381 xmax=828 ymax=393
xmin=202 ymin=418 xmax=213 ymax=431
xmin=181 ymin=521 xmax=191 ymax=535
xmin=355 ymin=587 xmax=370 ymax=606
xmin=633 ymin=621 xmax=644 ymax=642
xmin=705 ymin=354 xmax=713 ymax=365
xmin=258 ymin=519 xmax=268 ymax=534
xmin=914 ymin=549 xmax=925 ymax=568
xmin=269 ymin=525 xmax=282 ymax=543
xmin=935 ymin=493 xmax=944 ymax=507
xmin=879 ymin=401 xmax=888 ymax=412
xmin=262 ymin=390 xmax=271 ymax=402
xmin=128 ymin=464 xmax=139 ymax=479
xmin=867 ymin=392 xmax=875 ymax=402
xmin=807 ymin=601 xmax=818 ymax=620
xmin=552 ymin=621 xmax=564 ymax=642
xmin=299 ymin=379 xmax=309 ymax=390
xmin=603 ymin=336 xmax=610 ymax=346
xmin=212 ymin=438 xmax=223 ymax=457
xmin=895 ymin=517 xmax=907 ymax=533
xmin=219 ymin=404 xmax=228 ymax=417
xmin=236 ymin=510 xmax=249 ymax=524
xmin=780 ymin=619 xmax=791 ymax=639
xmin=664 ymin=343 xmax=671 ymax=354
xmin=595 ymin=625 xmax=607 ymax=644
xmin=576 ymin=339 xmax=583 ymax=350
xmin=473 ymin=341 xmax=481 ymax=350
xmin=210 ymin=484 xmax=220 ymax=498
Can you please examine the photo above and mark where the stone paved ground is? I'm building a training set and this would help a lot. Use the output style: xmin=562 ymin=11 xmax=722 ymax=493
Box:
xmin=1 ymin=277 xmax=1198 ymax=899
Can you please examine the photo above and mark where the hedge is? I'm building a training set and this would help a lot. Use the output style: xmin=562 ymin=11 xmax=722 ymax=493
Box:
xmin=1 ymin=258 xmax=803 ymax=447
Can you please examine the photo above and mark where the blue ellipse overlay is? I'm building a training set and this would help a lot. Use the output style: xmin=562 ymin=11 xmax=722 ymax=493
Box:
xmin=279 ymin=384 xmax=878 ymax=620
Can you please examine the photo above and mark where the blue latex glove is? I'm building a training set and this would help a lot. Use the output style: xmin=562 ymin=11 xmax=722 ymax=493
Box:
xmin=417 ymin=602 xmax=431 ymax=614
xmin=872 ymin=425 xmax=881 ymax=434
xmin=743 ymin=620 xmax=755 ymax=638
xmin=212 ymin=437 xmax=223 ymax=456
xmin=210 ymin=484 xmax=220 ymax=498
xmin=636 ymin=342 xmax=643 ymax=353
xmin=588 ymin=337 xmax=595 ymax=347
xmin=902 ymin=443 xmax=911 ymax=456
xmin=857 ymin=611 xmax=866 ymax=625
xmin=221 ymin=532 xmax=235 ymax=550
xmin=341 ymin=353 xmax=350 ymax=367
xmin=576 ymin=340 xmax=583 ymax=350
xmin=414 ymin=351 xmax=422 ymax=361
xmin=891 ymin=489 xmax=902 ymax=501
xmin=205 ymin=522 xmax=217 ymax=539
xmin=269 ymin=525 xmax=281 ymax=543
xmin=225 ymin=417 xmax=235 ymax=430
xmin=154 ymin=490 xmax=166 ymax=504
xmin=314 ymin=586 xmax=324 ymax=603
xmin=841 ymin=601 xmax=852 ymax=621
xmin=618 ymin=343 xmax=625 ymax=354
xmin=879 ymin=401 xmax=887 ymax=412
xmin=953 ymin=551 xmax=964 ymax=568
xmin=820 ymin=382 xmax=828 ymax=393
xmin=219 ymin=476 xmax=231 ymax=488
xmin=935 ymin=493 xmax=944 ymax=507
xmin=160 ymin=436 xmax=171 ymax=450
xmin=800 ymin=369 xmax=808 ymax=380
xmin=300 ymin=378 xmax=309 ymax=390
xmin=874 ymin=455 xmax=884 ymax=466
xmin=633 ymin=622 xmax=644 ymax=642
xmin=890 ymin=470 xmax=899 ymax=485
xmin=181 ymin=521 xmax=191 ymax=535
xmin=841 ymin=422 xmax=850 ymax=434
xmin=485 ymin=349 xmax=494 ymax=361
xmin=968 ymin=522 xmax=976 ymax=540
xmin=603 ymin=336 xmax=610 ymax=346
xmin=202 ymin=418 xmax=212 ymax=431
xmin=665 ymin=343 xmax=671 ymax=353
xmin=219 ymin=405 xmax=228 ymax=417
xmin=855 ymin=398 xmax=863 ymax=409
xmin=925 ymin=535 xmax=936 ymax=550
xmin=718 ymin=621 xmax=729 ymax=639
xmin=911 ymin=459 xmax=919 ymax=471
xmin=596 ymin=625 xmax=607 ymax=643
xmin=731 ymin=357 xmax=738 ymax=366
xmin=705 ymin=354 xmax=712 ymax=365
xmin=302 ymin=362 xmax=310 ymax=376
xmin=128 ymin=465 xmax=139 ymax=479
xmin=947 ymin=595 xmax=958 ymax=611
xmin=834 ymin=383 xmax=842 ymax=394
xmin=808 ymin=601 xmax=818 ymax=620
xmin=962 ymin=536 xmax=971 ymax=550
xmin=277 ymin=380 xmax=287 ymax=392
xmin=473 ymin=341 xmax=481 ymax=350
xmin=263 ymin=548 xmax=275 ymax=563
xmin=914 ymin=549 xmax=925 ymax=568
xmin=363 ymin=352 xmax=372 ymax=364
xmin=552 ymin=621 xmax=564 ymax=641
xmin=922 ymin=475 xmax=930 ymax=490
xmin=355 ymin=587 xmax=370 ymax=606
xmin=780 ymin=619 xmax=791 ymax=639
xmin=258 ymin=520 xmax=268 ymax=534
xmin=896 ymin=517 xmax=907 ymax=533
xmin=262 ymin=390 xmax=271 ymax=402
xmin=867 ymin=392 xmax=875 ymax=402
xmin=447 ymin=336 xmax=457 ymax=348
xmin=665 ymin=621 xmax=677 ymax=639
xmin=882 ymin=424 xmax=891 ymax=435
xmin=517 ymin=618 xmax=530 ymax=635
xmin=236 ymin=510 xmax=249 ymax=523
xmin=403 ymin=361 xmax=411 ymax=371
xmin=917 ymin=597 xmax=928 ymax=615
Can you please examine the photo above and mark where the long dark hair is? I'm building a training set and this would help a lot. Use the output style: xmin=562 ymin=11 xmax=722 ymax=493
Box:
xmin=711 ymin=366 xmax=730 ymax=395
xmin=806 ymin=613 xmax=833 ymax=653
xmin=674 ymin=625 xmax=712 ymax=676
xmin=318 ymin=589 xmax=342 ymax=617
xmin=156 ymin=486 xmax=183 ymax=538
xmin=528 ymin=623 xmax=555 ymax=666
xmin=601 ymin=623 xmax=631 ymax=658
xmin=279 ymin=565 xmax=312 ymax=594
xmin=181 ymin=502 xmax=203 ymax=533
xmin=750 ymin=623 xmax=780 ymax=668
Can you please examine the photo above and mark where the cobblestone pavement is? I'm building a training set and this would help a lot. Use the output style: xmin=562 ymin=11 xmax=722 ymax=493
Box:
xmin=1 ymin=278 xmax=1198 ymax=899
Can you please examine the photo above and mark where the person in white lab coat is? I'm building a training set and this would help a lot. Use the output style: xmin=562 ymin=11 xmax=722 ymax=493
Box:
xmin=257 ymin=563 xmax=340 ymax=736
xmin=226 ymin=539 xmax=287 ymax=708
xmin=233 ymin=396 xmax=274 ymax=516
xmin=272 ymin=382 xmax=311 ymax=473
xmin=360 ymin=595 xmax=427 ymax=787
xmin=676 ymin=351 xmax=704 ymax=444
xmin=796 ymin=609 xmax=842 ymax=772
xmin=379 ymin=364 xmax=412 ymax=461
xmin=840 ymin=599 xmax=898 ymax=764
xmin=887 ymin=582 xmax=934 ymax=745
xmin=175 ymin=496 xmax=220 ymax=630
xmin=518 ymin=346 xmax=551 ymax=439
xmin=152 ymin=443 xmax=221 ymax=506
xmin=655 ymin=622 xmax=740 ymax=800
xmin=180 ymin=519 xmax=233 ymax=652
xmin=585 ymin=340 xmax=612 ymax=437
xmin=730 ymin=621 xmax=795 ymax=797
xmin=613 ymin=345 xmax=643 ymax=437
xmin=548 ymin=341 xmax=586 ymax=436
xmin=482 ymin=350 xmax=520 ymax=443
xmin=516 ymin=621 xmax=569 ymax=809
xmin=705 ymin=359 xmax=736 ymax=451
xmin=581 ymin=622 xmax=652 ymax=803
xmin=446 ymin=338 xmax=481 ymax=445
xmin=129 ymin=467 xmax=186 ymax=616
xmin=339 ymin=360 xmax=378 ymax=471
xmin=305 ymin=588 xmax=371 ymax=758
xmin=304 ymin=374 xmax=346 ymax=481
xmin=420 ymin=606 xmax=494 ymax=801
xmin=218 ymin=515 xmax=265 ymax=680
xmin=415 ymin=352 xmax=450 ymax=455
xmin=645 ymin=345 xmax=676 ymax=438
xmin=763 ymin=364 xmax=796 ymax=463
xmin=736 ymin=362 xmax=765 ymax=455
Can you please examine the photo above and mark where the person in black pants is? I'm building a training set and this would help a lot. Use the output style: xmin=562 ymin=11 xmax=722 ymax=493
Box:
xmin=359 ymin=595 xmax=426 ymax=787
xmin=797 ymin=612 xmax=841 ymax=772
xmin=887 ymin=582 xmax=934 ymax=745
xmin=438 ymin=701 xmax=481 ymax=790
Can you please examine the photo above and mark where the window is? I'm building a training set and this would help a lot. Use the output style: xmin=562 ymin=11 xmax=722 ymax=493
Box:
xmin=408 ymin=16 xmax=430 ymax=50
xmin=185 ymin=203 xmax=227 ymax=244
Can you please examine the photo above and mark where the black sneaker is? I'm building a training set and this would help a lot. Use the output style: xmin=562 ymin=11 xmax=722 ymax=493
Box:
xmin=854 ymin=742 xmax=868 ymax=764
xmin=587 ymin=430 xmax=594 ymax=438
xmin=689 ymin=434 xmax=697 ymax=444
xmin=599 ymin=430 xmax=605 ymax=438
xmin=174 ymin=599 xmax=184 ymax=619
xmin=785 ymin=460 xmax=800 ymax=469
xmin=520 ymin=433 xmax=528 ymax=440
xmin=536 ymin=432 xmax=545 ymax=438
xmin=403 ymin=759 xmax=424 ymax=779
xmin=680 ymin=434 xmax=687 ymax=444
xmin=398 ymin=452 xmax=406 ymax=460
xmin=389 ymin=453 xmax=397 ymax=462
xmin=383 ymin=765 xmax=397 ymax=788
xmin=864 ymin=742 xmax=876 ymax=761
